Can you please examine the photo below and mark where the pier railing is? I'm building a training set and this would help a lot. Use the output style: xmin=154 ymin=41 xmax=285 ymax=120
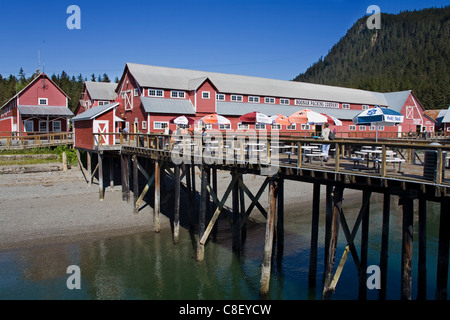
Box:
xmin=0 ymin=132 xmax=73 ymax=150
xmin=94 ymin=132 xmax=450 ymax=187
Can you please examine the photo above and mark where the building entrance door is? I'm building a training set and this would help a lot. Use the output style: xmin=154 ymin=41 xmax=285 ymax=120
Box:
xmin=93 ymin=120 xmax=109 ymax=146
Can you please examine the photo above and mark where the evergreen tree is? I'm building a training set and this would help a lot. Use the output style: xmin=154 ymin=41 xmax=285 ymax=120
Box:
xmin=102 ymin=73 xmax=111 ymax=83
xmin=18 ymin=67 xmax=26 ymax=84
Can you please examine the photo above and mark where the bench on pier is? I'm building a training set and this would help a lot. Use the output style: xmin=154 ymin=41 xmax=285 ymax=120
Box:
xmin=305 ymin=152 xmax=327 ymax=166
xmin=350 ymin=156 xmax=365 ymax=170
xmin=374 ymin=156 xmax=406 ymax=173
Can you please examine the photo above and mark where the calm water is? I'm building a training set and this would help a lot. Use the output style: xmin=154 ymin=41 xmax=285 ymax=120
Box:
xmin=0 ymin=192 xmax=447 ymax=300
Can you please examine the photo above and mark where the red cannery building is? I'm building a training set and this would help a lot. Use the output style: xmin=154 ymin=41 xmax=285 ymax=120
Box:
xmin=73 ymin=63 xmax=431 ymax=149
xmin=0 ymin=73 xmax=73 ymax=137
xmin=74 ymin=81 xmax=118 ymax=116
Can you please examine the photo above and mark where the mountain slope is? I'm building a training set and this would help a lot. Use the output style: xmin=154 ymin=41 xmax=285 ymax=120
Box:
xmin=293 ymin=6 xmax=450 ymax=110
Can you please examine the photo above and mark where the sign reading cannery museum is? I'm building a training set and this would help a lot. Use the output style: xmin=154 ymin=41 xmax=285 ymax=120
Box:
xmin=295 ymin=99 xmax=340 ymax=109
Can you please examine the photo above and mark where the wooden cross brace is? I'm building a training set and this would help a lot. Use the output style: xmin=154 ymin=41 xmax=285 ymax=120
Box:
xmin=327 ymin=189 xmax=372 ymax=293
xmin=134 ymin=160 xmax=155 ymax=214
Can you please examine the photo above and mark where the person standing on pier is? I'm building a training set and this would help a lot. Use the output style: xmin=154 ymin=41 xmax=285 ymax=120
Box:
xmin=321 ymin=123 xmax=331 ymax=162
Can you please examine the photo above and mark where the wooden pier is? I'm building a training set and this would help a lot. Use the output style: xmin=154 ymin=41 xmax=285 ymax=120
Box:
xmin=76 ymin=132 xmax=449 ymax=300
xmin=0 ymin=132 xmax=73 ymax=150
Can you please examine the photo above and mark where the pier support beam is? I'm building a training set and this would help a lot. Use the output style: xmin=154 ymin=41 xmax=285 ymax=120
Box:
xmin=132 ymin=155 xmax=139 ymax=213
xmin=260 ymin=177 xmax=278 ymax=296
xmin=379 ymin=190 xmax=391 ymax=300
xmin=436 ymin=197 xmax=449 ymax=300
xmin=418 ymin=193 xmax=427 ymax=300
xmin=232 ymin=171 xmax=241 ymax=252
xmin=358 ymin=189 xmax=370 ymax=300
xmin=197 ymin=165 xmax=208 ymax=261
xmin=323 ymin=184 xmax=333 ymax=278
xmin=98 ymin=151 xmax=104 ymax=201
xmin=121 ymin=153 xmax=130 ymax=202
xmin=400 ymin=193 xmax=414 ymax=300
xmin=173 ymin=164 xmax=181 ymax=244
xmin=87 ymin=151 xmax=92 ymax=186
xmin=308 ymin=182 xmax=321 ymax=295
xmin=154 ymin=160 xmax=161 ymax=233
xmin=276 ymin=177 xmax=284 ymax=262
xmin=322 ymin=185 xmax=343 ymax=300
xmin=184 ymin=164 xmax=194 ymax=233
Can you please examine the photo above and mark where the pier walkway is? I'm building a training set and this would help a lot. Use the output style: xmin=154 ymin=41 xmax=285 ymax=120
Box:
xmin=0 ymin=132 xmax=73 ymax=150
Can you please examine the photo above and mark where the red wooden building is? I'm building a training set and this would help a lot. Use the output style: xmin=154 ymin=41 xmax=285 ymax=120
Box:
xmin=73 ymin=63 xmax=431 ymax=149
xmin=74 ymin=81 xmax=118 ymax=116
xmin=0 ymin=73 xmax=73 ymax=137
xmin=72 ymin=102 xmax=121 ymax=150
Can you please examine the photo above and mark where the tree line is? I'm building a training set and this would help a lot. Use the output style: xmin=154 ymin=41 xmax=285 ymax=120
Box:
xmin=0 ymin=69 xmax=118 ymax=112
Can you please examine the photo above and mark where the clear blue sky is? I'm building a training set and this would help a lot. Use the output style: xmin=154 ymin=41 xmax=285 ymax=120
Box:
xmin=0 ymin=0 xmax=448 ymax=81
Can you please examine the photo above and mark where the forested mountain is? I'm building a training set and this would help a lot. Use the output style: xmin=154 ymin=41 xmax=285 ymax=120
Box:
xmin=0 ymin=71 xmax=117 ymax=112
xmin=293 ymin=6 xmax=450 ymax=110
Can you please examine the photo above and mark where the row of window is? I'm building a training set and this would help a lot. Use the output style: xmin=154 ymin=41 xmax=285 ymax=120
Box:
xmin=129 ymin=88 xmax=371 ymax=110
xmin=24 ymin=120 xmax=61 ymax=132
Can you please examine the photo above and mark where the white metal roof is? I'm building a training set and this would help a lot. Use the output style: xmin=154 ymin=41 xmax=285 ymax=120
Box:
xmin=85 ymin=81 xmax=118 ymax=101
xmin=72 ymin=102 xmax=119 ymax=121
xmin=126 ymin=63 xmax=389 ymax=106
xmin=140 ymin=97 xmax=196 ymax=115
xmin=18 ymin=105 xmax=74 ymax=117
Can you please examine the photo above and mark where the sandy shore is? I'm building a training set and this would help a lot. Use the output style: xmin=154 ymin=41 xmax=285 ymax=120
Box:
xmin=0 ymin=163 xmax=361 ymax=251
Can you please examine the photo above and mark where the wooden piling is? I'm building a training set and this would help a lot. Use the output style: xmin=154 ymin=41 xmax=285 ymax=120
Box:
xmin=212 ymin=167 xmax=218 ymax=240
xmin=323 ymin=185 xmax=343 ymax=300
xmin=62 ymin=152 xmax=67 ymax=171
xmin=197 ymin=165 xmax=207 ymax=261
xmin=436 ymin=197 xmax=449 ymax=300
xmin=121 ymin=153 xmax=130 ymax=202
xmin=308 ymin=182 xmax=320 ymax=291
xmin=132 ymin=155 xmax=139 ymax=214
xmin=323 ymin=184 xmax=333 ymax=274
xmin=87 ymin=151 xmax=92 ymax=186
xmin=239 ymin=173 xmax=247 ymax=245
xmin=260 ymin=177 xmax=277 ymax=296
xmin=417 ymin=194 xmax=427 ymax=300
xmin=358 ymin=189 xmax=370 ymax=300
xmin=185 ymin=164 xmax=194 ymax=233
xmin=276 ymin=176 xmax=284 ymax=262
xmin=232 ymin=171 xmax=240 ymax=252
xmin=154 ymin=160 xmax=161 ymax=233
xmin=98 ymin=152 xmax=104 ymax=201
xmin=400 ymin=194 xmax=414 ymax=300
xmin=173 ymin=164 xmax=181 ymax=244
xmin=379 ymin=190 xmax=390 ymax=300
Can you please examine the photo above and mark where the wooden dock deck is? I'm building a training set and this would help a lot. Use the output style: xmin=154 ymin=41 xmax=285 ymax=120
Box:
xmin=0 ymin=132 xmax=73 ymax=150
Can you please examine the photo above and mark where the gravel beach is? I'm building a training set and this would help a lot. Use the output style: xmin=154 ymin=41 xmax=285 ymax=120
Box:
xmin=0 ymin=165 xmax=162 ymax=250
xmin=0 ymin=163 xmax=360 ymax=251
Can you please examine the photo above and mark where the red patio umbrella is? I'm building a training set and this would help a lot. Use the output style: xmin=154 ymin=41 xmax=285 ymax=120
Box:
xmin=239 ymin=111 xmax=272 ymax=125
xmin=320 ymin=113 xmax=342 ymax=126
